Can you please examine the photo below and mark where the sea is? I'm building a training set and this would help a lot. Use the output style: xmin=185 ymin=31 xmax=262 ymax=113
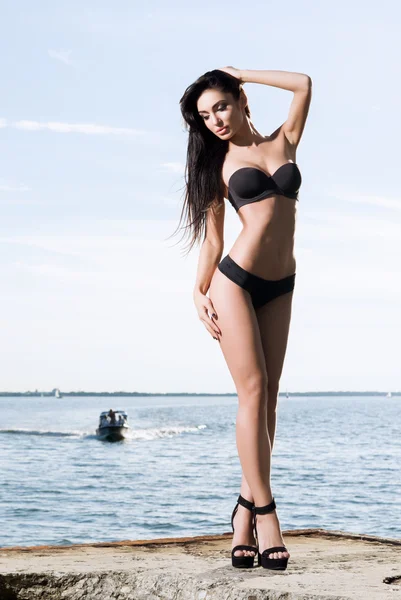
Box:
xmin=0 ymin=394 xmax=400 ymax=548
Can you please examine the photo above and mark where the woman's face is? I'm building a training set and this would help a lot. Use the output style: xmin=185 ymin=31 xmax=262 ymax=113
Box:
xmin=196 ymin=88 xmax=245 ymax=139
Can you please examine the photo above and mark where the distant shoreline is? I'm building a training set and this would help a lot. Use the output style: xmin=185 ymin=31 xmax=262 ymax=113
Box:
xmin=0 ymin=391 xmax=399 ymax=397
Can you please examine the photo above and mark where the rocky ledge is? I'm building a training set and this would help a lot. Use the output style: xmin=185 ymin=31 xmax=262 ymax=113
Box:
xmin=0 ymin=528 xmax=400 ymax=599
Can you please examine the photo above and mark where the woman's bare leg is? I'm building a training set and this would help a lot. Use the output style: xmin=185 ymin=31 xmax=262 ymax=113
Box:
xmin=230 ymin=290 xmax=294 ymax=560
xmin=239 ymin=384 xmax=279 ymax=508
xmin=251 ymin=290 xmax=294 ymax=560
xmin=209 ymin=268 xmax=274 ymax=558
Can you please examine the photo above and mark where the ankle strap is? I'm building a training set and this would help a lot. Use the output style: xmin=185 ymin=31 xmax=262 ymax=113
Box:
xmin=237 ymin=494 xmax=254 ymax=511
xmin=253 ymin=497 xmax=276 ymax=514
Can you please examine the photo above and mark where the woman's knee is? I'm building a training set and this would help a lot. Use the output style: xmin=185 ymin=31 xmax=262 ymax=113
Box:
xmin=237 ymin=374 xmax=268 ymax=408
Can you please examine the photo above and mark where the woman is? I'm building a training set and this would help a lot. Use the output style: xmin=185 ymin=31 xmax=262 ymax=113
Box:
xmin=176 ymin=67 xmax=312 ymax=570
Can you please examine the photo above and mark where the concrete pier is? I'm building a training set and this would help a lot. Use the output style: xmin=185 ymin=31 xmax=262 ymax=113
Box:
xmin=0 ymin=528 xmax=400 ymax=599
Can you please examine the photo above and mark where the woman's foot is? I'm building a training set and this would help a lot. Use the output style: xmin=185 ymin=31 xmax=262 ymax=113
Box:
xmin=254 ymin=508 xmax=290 ymax=560
xmin=231 ymin=502 xmax=257 ymax=558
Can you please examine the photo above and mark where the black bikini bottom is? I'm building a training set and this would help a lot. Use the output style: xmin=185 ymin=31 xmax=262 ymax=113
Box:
xmin=217 ymin=254 xmax=295 ymax=310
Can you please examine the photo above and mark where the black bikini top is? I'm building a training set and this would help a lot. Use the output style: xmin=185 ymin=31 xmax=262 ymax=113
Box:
xmin=227 ymin=162 xmax=302 ymax=212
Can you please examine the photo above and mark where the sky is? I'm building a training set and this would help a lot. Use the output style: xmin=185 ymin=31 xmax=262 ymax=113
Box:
xmin=0 ymin=1 xmax=400 ymax=393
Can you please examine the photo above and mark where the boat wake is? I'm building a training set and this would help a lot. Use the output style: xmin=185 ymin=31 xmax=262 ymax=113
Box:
xmin=128 ymin=424 xmax=207 ymax=441
xmin=0 ymin=428 xmax=91 ymax=438
xmin=0 ymin=424 xmax=207 ymax=440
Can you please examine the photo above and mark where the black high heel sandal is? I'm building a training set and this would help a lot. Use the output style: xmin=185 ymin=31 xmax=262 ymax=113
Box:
xmin=231 ymin=494 xmax=258 ymax=568
xmin=252 ymin=497 xmax=289 ymax=570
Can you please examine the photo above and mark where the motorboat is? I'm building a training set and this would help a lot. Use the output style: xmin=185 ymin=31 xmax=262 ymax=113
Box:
xmin=95 ymin=410 xmax=131 ymax=441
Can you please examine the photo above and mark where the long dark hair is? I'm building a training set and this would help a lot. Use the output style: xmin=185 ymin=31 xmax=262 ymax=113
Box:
xmin=168 ymin=69 xmax=251 ymax=257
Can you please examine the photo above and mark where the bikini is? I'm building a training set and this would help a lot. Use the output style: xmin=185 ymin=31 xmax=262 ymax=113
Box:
xmin=217 ymin=162 xmax=302 ymax=310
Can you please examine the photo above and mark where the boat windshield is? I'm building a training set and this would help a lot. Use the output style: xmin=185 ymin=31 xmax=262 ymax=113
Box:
xmin=99 ymin=412 xmax=128 ymax=426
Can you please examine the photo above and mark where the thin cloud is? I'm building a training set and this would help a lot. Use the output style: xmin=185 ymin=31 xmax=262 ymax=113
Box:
xmin=0 ymin=119 xmax=7 ymax=128
xmin=331 ymin=191 xmax=401 ymax=211
xmin=161 ymin=162 xmax=185 ymax=174
xmin=301 ymin=209 xmax=401 ymax=242
xmin=13 ymin=120 xmax=146 ymax=136
xmin=0 ymin=182 xmax=31 ymax=192
xmin=48 ymin=49 xmax=73 ymax=66
xmin=1 ymin=218 xmax=399 ymax=391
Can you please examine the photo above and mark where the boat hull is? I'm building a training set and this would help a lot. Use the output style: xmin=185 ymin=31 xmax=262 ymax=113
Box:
xmin=95 ymin=425 xmax=130 ymax=441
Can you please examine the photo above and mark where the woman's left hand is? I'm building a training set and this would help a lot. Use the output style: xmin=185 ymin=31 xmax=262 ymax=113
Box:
xmin=217 ymin=66 xmax=242 ymax=81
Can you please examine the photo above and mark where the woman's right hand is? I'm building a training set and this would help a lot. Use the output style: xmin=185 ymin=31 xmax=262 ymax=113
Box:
xmin=193 ymin=290 xmax=222 ymax=341
xmin=217 ymin=66 xmax=242 ymax=81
